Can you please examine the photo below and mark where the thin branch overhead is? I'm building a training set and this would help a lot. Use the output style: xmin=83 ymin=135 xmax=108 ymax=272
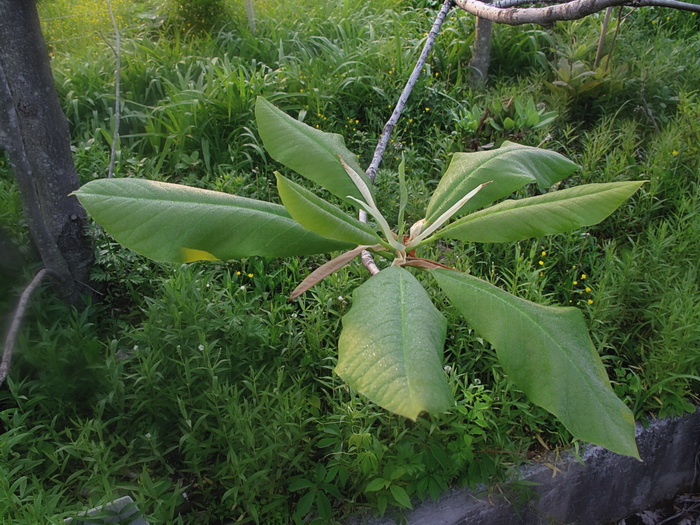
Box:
xmin=359 ymin=0 xmax=454 ymax=275
xmin=454 ymin=0 xmax=700 ymax=25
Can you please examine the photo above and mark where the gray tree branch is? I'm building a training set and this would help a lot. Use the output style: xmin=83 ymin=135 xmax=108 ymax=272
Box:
xmin=365 ymin=0 xmax=455 ymax=184
xmin=0 ymin=269 xmax=48 ymax=386
xmin=454 ymin=0 xmax=700 ymax=25
xmin=245 ymin=0 xmax=256 ymax=32
xmin=360 ymin=0 xmax=455 ymax=275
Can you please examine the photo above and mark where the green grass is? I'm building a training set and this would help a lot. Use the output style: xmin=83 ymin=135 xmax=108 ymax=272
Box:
xmin=0 ymin=0 xmax=698 ymax=522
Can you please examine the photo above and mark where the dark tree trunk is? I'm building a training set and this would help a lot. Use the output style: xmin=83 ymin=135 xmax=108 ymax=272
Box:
xmin=469 ymin=16 xmax=493 ymax=86
xmin=0 ymin=0 xmax=92 ymax=303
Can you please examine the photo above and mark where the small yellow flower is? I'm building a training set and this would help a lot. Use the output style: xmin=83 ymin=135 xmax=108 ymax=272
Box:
xmin=425 ymin=107 xmax=430 ymax=112
xmin=672 ymin=150 xmax=679 ymax=156
xmin=573 ymin=281 xmax=578 ymax=285
xmin=247 ymin=273 xmax=254 ymax=278
xmin=538 ymin=260 xmax=544 ymax=266
xmin=585 ymin=287 xmax=592 ymax=292
xmin=587 ymin=299 xmax=594 ymax=305
xmin=236 ymin=271 xmax=241 ymax=276
xmin=581 ymin=274 xmax=587 ymax=280
xmin=541 ymin=251 xmax=547 ymax=256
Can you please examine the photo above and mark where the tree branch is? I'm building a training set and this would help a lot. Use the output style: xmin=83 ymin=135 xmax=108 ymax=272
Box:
xmin=360 ymin=0 xmax=455 ymax=275
xmin=491 ymin=0 xmax=569 ymax=7
xmin=0 ymin=269 xmax=49 ymax=386
xmin=365 ymin=0 xmax=455 ymax=183
xmin=454 ymin=0 xmax=700 ymax=26
xmin=0 ymin=60 xmax=72 ymax=291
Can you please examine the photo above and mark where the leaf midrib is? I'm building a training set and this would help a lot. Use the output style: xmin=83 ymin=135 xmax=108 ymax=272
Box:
xmin=82 ymin=188 xmax=291 ymax=217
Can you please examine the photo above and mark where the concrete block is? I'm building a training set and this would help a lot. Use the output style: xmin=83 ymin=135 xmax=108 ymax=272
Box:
xmin=362 ymin=408 xmax=700 ymax=525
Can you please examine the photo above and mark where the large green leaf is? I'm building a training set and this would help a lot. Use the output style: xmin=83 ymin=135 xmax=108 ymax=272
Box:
xmin=74 ymin=178 xmax=352 ymax=262
xmin=425 ymin=142 xmax=579 ymax=223
xmin=336 ymin=266 xmax=454 ymax=420
xmin=436 ymin=181 xmax=644 ymax=243
xmin=255 ymin=97 xmax=372 ymax=203
xmin=432 ymin=269 xmax=639 ymax=458
xmin=276 ymin=173 xmax=382 ymax=246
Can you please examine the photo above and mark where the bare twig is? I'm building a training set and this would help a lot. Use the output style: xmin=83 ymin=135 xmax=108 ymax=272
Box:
xmin=454 ymin=0 xmax=700 ymax=26
xmin=0 ymin=269 xmax=48 ymax=386
xmin=360 ymin=247 xmax=381 ymax=275
xmin=639 ymin=84 xmax=661 ymax=133
xmin=365 ymin=0 xmax=455 ymax=183
xmin=360 ymin=0 xmax=454 ymax=275
xmin=106 ymin=0 xmax=121 ymax=178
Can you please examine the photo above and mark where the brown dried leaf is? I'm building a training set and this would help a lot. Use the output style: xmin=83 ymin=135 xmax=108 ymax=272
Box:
xmin=289 ymin=244 xmax=384 ymax=301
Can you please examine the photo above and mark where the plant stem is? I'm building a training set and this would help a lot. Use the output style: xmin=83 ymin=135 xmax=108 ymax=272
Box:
xmin=0 ymin=269 xmax=48 ymax=386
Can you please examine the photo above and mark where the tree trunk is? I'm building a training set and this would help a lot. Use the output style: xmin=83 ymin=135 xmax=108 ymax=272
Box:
xmin=469 ymin=16 xmax=493 ymax=86
xmin=0 ymin=0 xmax=92 ymax=303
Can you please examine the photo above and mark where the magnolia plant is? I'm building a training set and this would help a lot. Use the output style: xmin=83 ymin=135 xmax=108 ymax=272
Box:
xmin=75 ymin=97 xmax=643 ymax=458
